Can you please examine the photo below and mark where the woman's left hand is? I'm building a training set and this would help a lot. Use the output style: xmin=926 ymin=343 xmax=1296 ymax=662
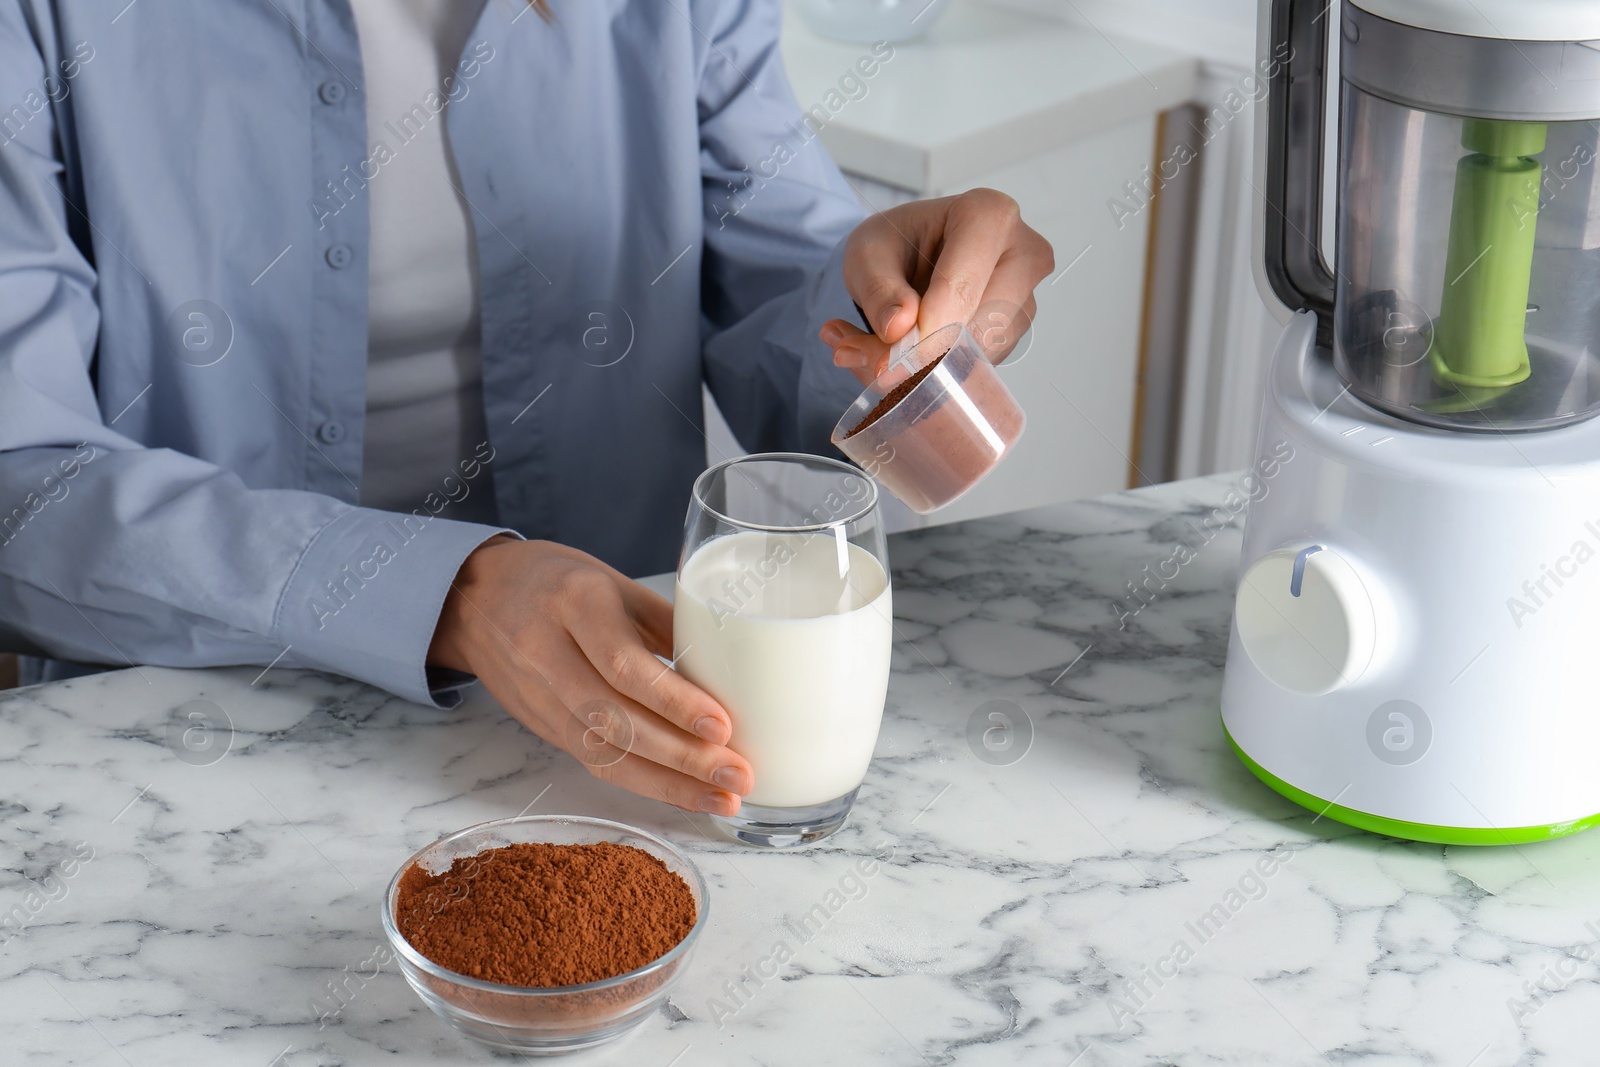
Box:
xmin=821 ymin=188 xmax=1055 ymax=384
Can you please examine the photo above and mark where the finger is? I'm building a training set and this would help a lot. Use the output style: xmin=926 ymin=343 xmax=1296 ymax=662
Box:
xmin=454 ymin=573 xmax=750 ymax=814
xmin=967 ymin=250 xmax=1047 ymax=363
xmin=821 ymin=319 xmax=889 ymax=385
xmin=508 ymin=682 xmax=742 ymax=815
xmin=534 ymin=630 xmax=754 ymax=794
xmin=567 ymin=605 xmax=734 ymax=746
xmin=539 ymin=558 xmax=730 ymax=743
xmin=820 ymin=317 xmax=865 ymax=354
xmin=841 ymin=220 xmax=923 ymax=343
xmin=916 ymin=190 xmax=1022 ymax=337
xmin=586 ymin=751 xmax=743 ymax=816
xmin=568 ymin=687 xmax=753 ymax=796
xmin=969 ymin=221 xmax=1051 ymax=363
xmin=483 ymin=659 xmax=670 ymax=800
xmin=616 ymin=580 xmax=674 ymax=659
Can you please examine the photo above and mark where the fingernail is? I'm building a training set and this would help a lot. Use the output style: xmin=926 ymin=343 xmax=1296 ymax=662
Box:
xmin=712 ymin=766 xmax=745 ymax=792
xmin=699 ymin=791 xmax=736 ymax=814
xmin=833 ymin=348 xmax=869 ymax=369
xmin=820 ymin=322 xmax=844 ymax=346
xmin=880 ymin=304 xmax=902 ymax=335
xmin=693 ymin=716 xmax=725 ymax=742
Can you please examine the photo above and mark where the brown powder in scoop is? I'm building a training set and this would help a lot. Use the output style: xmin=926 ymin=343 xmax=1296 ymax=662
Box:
xmin=845 ymin=352 xmax=947 ymax=439
xmin=394 ymin=841 xmax=696 ymax=988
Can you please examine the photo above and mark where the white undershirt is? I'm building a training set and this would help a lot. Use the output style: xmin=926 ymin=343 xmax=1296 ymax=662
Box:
xmin=349 ymin=0 xmax=496 ymax=524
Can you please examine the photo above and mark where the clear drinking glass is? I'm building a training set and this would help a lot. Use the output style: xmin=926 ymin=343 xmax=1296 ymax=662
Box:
xmin=674 ymin=453 xmax=893 ymax=847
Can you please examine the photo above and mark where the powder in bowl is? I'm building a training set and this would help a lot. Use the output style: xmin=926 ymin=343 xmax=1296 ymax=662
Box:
xmin=394 ymin=840 xmax=696 ymax=988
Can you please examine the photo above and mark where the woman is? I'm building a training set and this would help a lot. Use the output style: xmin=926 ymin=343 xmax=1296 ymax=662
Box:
xmin=0 ymin=0 xmax=1051 ymax=815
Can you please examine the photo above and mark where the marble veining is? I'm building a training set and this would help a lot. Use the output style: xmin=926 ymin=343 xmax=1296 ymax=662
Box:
xmin=4 ymin=473 xmax=1600 ymax=1065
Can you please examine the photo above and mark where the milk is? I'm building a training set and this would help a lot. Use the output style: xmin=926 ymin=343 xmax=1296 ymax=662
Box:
xmin=674 ymin=530 xmax=892 ymax=809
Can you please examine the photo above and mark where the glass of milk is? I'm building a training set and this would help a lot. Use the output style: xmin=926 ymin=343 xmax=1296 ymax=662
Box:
xmin=674 ymin=453 xmax=892 ymax=847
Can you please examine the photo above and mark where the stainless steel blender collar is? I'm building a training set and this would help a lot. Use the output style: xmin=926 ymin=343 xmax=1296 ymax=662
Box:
xmin=1343 ymin=4 xmax=1600 ymax=122
xmin=1350 ymin=0 xmax=1600 ymax=41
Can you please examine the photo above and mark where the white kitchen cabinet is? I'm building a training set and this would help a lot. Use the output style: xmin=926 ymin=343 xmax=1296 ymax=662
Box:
xmin=704 ymin=0 xmax=1199 ymax=529
xmin=990 ymin=0 xmax=1294 ymax=479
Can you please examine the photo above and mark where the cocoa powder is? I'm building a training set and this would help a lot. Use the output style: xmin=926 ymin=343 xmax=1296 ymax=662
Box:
xmin=395 ymin=841 xmax=696 ymax=988
xmin=845 ymin=352 xmax=947 ymax=439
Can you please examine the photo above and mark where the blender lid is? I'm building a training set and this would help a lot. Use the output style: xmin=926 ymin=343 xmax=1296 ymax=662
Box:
xmin=1349 ymin=0 xmax=1600 ymax=42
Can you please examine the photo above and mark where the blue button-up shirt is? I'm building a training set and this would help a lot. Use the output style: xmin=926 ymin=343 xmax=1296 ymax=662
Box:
xmin=0 ymin=0 xmax=868 ymax=706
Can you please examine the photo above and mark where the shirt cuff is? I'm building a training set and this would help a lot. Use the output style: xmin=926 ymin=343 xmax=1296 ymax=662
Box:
xmin=273 ymin=507 xmax=523 ymax=708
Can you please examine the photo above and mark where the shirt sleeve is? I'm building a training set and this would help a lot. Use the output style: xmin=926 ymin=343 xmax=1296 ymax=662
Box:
xmin=0 ymin=12 xmax=513 ymax=709
xmin=694 ymin=0 xmax=871 ymax=456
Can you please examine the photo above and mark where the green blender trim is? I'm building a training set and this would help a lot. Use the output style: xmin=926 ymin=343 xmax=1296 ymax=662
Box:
xmin=1429 ymin=118 xmax=1547 ymax=392
xmin=1224 ymin=724 xmax=1600 ymax=845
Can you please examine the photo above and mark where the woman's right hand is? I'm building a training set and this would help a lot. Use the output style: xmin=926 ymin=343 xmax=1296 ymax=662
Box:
xmin=427 ymin=535 xmax=752 ymax=815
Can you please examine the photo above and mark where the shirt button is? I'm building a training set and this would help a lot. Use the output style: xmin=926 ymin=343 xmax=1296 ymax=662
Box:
xmin=324 ymin=244 xmax=352 ymax=269
xmin=318 ymin=80 xmax=346 ymax=105
xmin=316 ymin=420 xmax=345 ymax=445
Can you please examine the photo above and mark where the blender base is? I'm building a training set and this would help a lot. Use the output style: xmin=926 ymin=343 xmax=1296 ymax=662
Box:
xmin=1220 ymin=312 xmax=1600 ymax=842
xmin=1224 ymin=722 xmax=1600 ymax=846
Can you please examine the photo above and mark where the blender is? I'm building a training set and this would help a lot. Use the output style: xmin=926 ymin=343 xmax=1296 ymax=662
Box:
xmin=1221 ymin=0 xmax=1600 ymax=843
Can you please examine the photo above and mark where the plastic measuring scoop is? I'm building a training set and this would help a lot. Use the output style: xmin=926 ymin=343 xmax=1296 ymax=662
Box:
xmin=1431 ymin=118 xmax=1547 ymax=393
xmin=830 ymin=323 xmax=1024 ymax=514
xmin=885 ymin=322 xmax=921 ymax=370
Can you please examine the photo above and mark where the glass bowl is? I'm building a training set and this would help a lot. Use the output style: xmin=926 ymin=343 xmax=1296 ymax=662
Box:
xmin=381 ymin=815 xmax=709 ymax=1055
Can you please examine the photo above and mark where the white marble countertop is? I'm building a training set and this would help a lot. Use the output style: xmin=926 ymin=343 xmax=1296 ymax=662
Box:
xmin=6 ymin=473 xmax=1600 ymax=1065
xmin=779 ymin=0 xmax=1199 ymax=193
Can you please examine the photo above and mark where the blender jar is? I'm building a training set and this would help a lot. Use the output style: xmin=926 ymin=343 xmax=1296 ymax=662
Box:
xmin=1332 ymin=5 xmax=1600 ymax=432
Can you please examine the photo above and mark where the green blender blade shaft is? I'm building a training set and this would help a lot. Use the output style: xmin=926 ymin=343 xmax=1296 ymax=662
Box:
xmin=1430 ymin=118 xmax=1546 ymax=390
